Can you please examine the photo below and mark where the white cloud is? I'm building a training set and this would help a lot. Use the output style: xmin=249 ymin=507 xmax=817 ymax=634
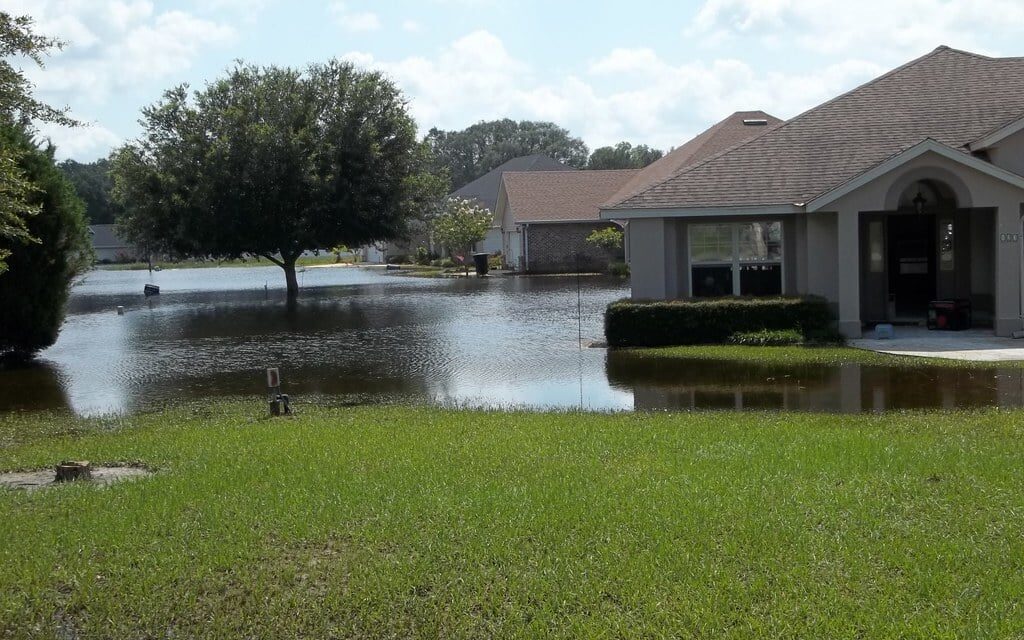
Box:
xmin=340 ymin=29 xmax=881 ymax=151
xmin=402 ymin=20 xmax=422 ymax=33
xmin=329 ymin=3 xmax=381 ymax=32
xmin=37 ymin=117 xmax=123 ymax=161
xmin=688 ymin=0 xmax=1024 ymax=60
xmin=7 ymin=1 xmax=234 ymax=104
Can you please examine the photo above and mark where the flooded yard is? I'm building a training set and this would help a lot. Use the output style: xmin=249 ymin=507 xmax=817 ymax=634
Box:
xmin=1 ymin=265 xmax=1023 ymax=415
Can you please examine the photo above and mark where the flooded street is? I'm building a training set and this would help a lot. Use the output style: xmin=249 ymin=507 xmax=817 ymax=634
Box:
xmin=1 ymin=265 xmax=1023 ymax=415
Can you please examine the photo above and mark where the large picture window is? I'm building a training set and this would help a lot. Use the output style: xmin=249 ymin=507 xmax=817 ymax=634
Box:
xmin=689 ymin=222 xmax=783 ymax=297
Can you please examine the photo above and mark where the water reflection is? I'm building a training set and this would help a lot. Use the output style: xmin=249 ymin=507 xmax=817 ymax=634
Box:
xmin=0 ymin=360 xmax=71 ymax=412
xmin=5 ymin=265 xmax=1024 ymax=416
xmin=606 ymin=353 xmax=1024 ymax=413
xmin=2 ymin=267 xmax=631 ymax=415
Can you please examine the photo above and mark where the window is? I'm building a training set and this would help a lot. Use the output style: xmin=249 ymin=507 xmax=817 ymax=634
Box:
xmin=869 ymin=221 xmax=884 ymax=273
xmin=689 ymin=224 xmax=732 ymax=262
xmin=689 ymin=222 xmax=783 ymax=297
xmin=939 ymin=220 xmax=954 ymax=272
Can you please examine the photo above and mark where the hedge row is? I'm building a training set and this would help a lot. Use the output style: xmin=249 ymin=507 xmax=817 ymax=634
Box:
xmin=604 ymin=296 xmax=838 ymax=348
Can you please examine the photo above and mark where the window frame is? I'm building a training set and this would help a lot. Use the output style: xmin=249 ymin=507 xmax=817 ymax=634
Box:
xmin=688 ymin=221 xmax=785 ymax=297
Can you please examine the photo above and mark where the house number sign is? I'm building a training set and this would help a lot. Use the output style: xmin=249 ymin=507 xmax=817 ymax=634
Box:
xmin=1000 ymin=233 xmax=1021 ymax=243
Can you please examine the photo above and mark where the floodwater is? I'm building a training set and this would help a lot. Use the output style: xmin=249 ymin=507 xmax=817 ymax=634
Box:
xmin=1 ymin=265 xmax=1023 ymax=415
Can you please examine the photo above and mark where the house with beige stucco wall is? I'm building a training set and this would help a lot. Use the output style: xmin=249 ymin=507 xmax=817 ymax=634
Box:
xmin=602 ymin=46 xmax=1024 ymax=338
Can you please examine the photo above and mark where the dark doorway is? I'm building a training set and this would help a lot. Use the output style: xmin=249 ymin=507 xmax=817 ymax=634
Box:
xmin=887 ymin=214 xmax=936 ymax=318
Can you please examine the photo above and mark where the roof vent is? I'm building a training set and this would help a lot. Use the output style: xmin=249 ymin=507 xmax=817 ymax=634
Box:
xmin=743 ymin=118 xmax=768 ymax=126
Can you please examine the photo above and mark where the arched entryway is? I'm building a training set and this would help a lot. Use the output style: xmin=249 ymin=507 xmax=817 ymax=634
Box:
xmin=860 ymin=178 xmax=994 ymax=325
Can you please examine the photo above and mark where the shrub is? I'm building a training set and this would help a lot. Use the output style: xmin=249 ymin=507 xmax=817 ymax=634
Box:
xmin=414 ymin=246 xmax=430 ymax=265
xmin=604 ymin=296 xmax=837 ymax=348
xmin=608 ymin=261 xmax=629 ymax=277
xmin=728 ymin=329 xmax=804 ymax=346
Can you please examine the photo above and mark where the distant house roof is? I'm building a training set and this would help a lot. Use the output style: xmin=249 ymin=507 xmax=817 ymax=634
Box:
xmin=451 ymin=154 xmax=573 ymax=212
xmin=88 ymin=224 xmax=132 ymax=249
xmin=604 ymin=110 xmax=782 ymax=208
xmin=607 ymin=46 xmax=1024 ymax=211
xmin=502 ymin=170 xmax=638 ymax=223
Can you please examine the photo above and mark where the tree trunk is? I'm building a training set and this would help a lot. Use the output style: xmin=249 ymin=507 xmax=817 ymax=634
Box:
xmin=283 ymin=258 xmax=299 ymax=305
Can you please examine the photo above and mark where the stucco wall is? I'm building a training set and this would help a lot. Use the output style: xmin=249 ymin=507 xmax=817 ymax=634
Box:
xmin=525 ymin=222 xmax=621 ymax=273
xmin=628 ymin=218 xmax=667 ymax=299
xmin=803 ymin=213 xmax=839 ymax=302
xmin=988 ymin=129 xmax=1024 ymax=177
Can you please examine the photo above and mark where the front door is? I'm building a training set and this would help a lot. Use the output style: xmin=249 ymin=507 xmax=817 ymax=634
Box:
xmin=887 ymin=214 xmax=936 ymax=319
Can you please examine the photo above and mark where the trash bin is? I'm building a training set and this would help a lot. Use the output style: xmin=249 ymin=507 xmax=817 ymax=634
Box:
xmin=473 ymin=252 xmax=489 ymax=276
xmin=927 ymin=299 xmax=972 ymax=330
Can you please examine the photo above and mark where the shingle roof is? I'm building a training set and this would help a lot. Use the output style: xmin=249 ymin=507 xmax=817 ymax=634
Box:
xmin=604 ymin=110 xmax=781 ymax=207
xmin=503 ymin=170 xmax=638 ymax=223
xmin=88 ymin=224 xmax=131 ymax=248
xmin=608 ymin=46 xmax=1024 ymax=211
xmin=450 ymin=154 xmax=572 ymax=212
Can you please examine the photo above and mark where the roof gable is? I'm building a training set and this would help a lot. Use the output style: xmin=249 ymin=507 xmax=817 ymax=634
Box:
xmin=609 ymin=47 xmax=1024 ymax=211
xmin=604 ymin=110 xmax=782 ymax=207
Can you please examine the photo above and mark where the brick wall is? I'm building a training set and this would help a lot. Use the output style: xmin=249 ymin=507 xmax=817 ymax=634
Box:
xmin=525 ymin=222 xmax=623 ymax=273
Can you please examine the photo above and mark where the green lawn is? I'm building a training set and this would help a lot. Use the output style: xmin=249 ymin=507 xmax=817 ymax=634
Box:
xmin=2 ymin=403 xmax=1023 ymax=638
xmin=622 ymin=344 xmax=1024 ymax=368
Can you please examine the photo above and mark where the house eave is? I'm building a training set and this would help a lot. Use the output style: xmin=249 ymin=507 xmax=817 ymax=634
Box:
xmin=806 ymin=138 xmax=1024 ymax=212
xmin=518 ymin=218 xmax=613 ymax=225
xmin=599 ymin=204 xmax=803 ymax=220
xmin=967 ymin=115 xmax=1024 ymax=152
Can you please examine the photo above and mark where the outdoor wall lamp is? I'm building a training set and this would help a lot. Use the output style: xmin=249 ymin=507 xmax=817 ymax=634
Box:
xmin=913 ymin=190 xmax=927 ymax=214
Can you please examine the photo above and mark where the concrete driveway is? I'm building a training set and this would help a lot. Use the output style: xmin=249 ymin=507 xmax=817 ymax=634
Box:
xmin=851 ymin=327 xmax=1024 ymax=362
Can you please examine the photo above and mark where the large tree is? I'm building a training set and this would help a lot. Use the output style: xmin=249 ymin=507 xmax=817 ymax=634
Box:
xmin=0 ymin=124 xmax=92 ymax=357
xmin=112 ymin=61 xmax=447 ymax=301
xmin=59 ymin=158 xmax=123 ymax=224
xmin=587 ymin=142 xmax=663 ymax=170
xmin=425 ymin=119 xmax=588 ymax=189
xmin=0 ymin=12 xmax=77 ymax=275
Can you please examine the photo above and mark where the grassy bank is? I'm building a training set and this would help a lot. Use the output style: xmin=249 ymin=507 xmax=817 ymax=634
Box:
xmin=622 ymin=344 xmax=1024 ymax=368
xmin=2 ymin=403 xmax=1023 ymax=638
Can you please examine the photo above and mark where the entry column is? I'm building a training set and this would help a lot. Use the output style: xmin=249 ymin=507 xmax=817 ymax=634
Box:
xmin=994 ymin=199 xmax=1023 ymax=336
xmin=837 ymin=209 xmax=862 ymax=338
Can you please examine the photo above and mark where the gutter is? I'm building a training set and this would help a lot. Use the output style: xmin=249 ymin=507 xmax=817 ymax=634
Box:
xmin=1017 ymin=204 xmax=1024 ymax=338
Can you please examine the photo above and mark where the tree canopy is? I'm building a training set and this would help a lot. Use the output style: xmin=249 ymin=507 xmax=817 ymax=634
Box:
xmin=586 ymin=226 xmax=624 ymax=253
xmin=0 ymin=11 xmax=77 ymax=275
xmin=112 ymin=60 xmax=448 ymax=300
xmin=425 ymin=119 xmax=588 ymax=189
xmin=59 ymin=158 xmax=123 ymax=224
xmin=587 ymin=142 xmax=663 ymax=170
xmin=0 ymin=124 xmax=92 ymax=357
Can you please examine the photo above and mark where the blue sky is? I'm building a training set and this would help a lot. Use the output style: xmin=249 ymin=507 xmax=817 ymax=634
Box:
xmin=6 ymin=0 xmax=1024 ymax=161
